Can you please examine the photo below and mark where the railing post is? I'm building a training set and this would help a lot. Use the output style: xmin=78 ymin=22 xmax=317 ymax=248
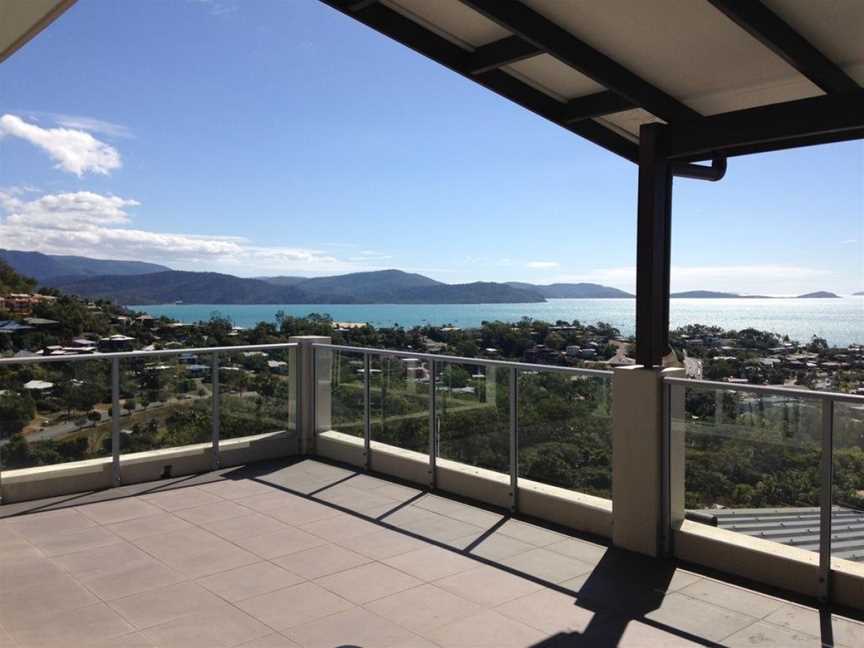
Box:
xmin=428 ymin=360 xmax=437 ymax=489
xmin=111 ymin=357 xmax=121 ymax=486
xmin=211 ymin=353 xmax=220 ymax=471
xmin=363 ymin=353 xmax=372 ymax=471
xmin=819 ymin=397 xmax=834 ymax=601
xmin=509 ymin=366 xmax=519 ymax=512
xmin=660 ymin=381 xmax=671 ymax=556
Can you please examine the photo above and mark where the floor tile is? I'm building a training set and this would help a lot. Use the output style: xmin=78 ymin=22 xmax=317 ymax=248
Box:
xmin=142 ymin=487 xmax=224 ymax=512
xmin=132 ymin=526 xmax=259 ymax=578
xmin=421 ymin=609 xmax=545 ymax=647
xmin=679 ymin=578 xmax=785 ymax=618
xmin=233 ymin=526 xmax=326 ymax=559
xmin=108 ymin=582 xmax=225 ymax=629
xmin=300 ymin=513 xmax=381 ymax=542
xmin=83 ymin=559 xmax=188 ymax=601
xmin=0 ymin=573 xmax=100 ymax=631
xmin=461 ymin=530 xmax=536 ymax=560
xmin=29 ymin=524 xmax=123 ymax=557
xmin=346 ymin=527 xmax=428 ymax=560
xmin=589 ymin=616 xmax=712 ymax=647
xmin=545 ymin=537 xmax=608 ymax=564
xmin=197 ymin=561 xmax=304 ymax=602
xmin=107 ymin=512 xmax=194 ymax=540
xmin=264 ymin=498 xmax=343 ymax=525
xmin=383 ymin=545 xmax=478 ymax=581
xmin=76 ymin=498 xmax=163 ymax=525
xmin=500 ymin=547 xmax=594 ymax=584
xmin=236 ymin=491 xmax=311 ymax=513
xmin=273 ymin=543 xmax=371 ymax=579
xmin=53 ymin=540 xmax=154 ymax=580
xmin=8 ymin=602 xmax=134 ymax=648
xmin=315 ymin=562 xmax=423 ymax=604
xmin=237 ymin=582 xmax=355 ymax=631
xmin=763 ymin=604 xmax=864 ymax=647
xmin=495 ymin=588 xmax=598 ymax=634
xmin=642 ymin=592 xmax=759 ymax=643
xmin=201 ymin=511 xmax=290 ymax=542
xmin=196 ymin=480 xmax=280 ymax=501
xmin=496 ymin=519 xmax=565 ymax=546
xmin=723 ymin=620 xmax=824 ymax=647
xmin=390 ymin=511 xmax=484 ymax=543
xmin=413 ymin=494 xmax=504 ymax=528
xmin=366 ymin=583 xmax=482 ymax=633
xmin=4 ymin=508 xmax=96 ymax=541
xmin=236 ymin=635 xmax=301 ymax=648
xmin=173 ymin=500 xmax=252 ymax=525
xmin=434 ymin=564 xmax=543 ymax=607
xmin=285 ymin=606 xmax=418 ymax=648
xmin=140 ymin=603 xmax=272 ymax=648
xmin=315 ymin=484 xmax=398 ymax=513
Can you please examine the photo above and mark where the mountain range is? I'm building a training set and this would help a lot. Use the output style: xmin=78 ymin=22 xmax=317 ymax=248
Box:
xmin=0 ymin=250 xmax=850 ymax=304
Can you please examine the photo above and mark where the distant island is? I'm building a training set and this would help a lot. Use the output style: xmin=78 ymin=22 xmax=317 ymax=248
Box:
xmin=797 ymin=291 xmax=840 ymax=299
xmin=854 ymin=291 xmax=864 ymax=296
xmin=0 ymin=249 xmax=849 ymax=305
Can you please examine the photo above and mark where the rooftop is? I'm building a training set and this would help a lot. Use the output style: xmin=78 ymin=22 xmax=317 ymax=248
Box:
xmin=2 ymin=457 xmax=862 ymax=648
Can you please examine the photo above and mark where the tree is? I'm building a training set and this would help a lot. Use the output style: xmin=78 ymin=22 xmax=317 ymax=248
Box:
xmin=0 ymin=393 xmax=35 ymax=437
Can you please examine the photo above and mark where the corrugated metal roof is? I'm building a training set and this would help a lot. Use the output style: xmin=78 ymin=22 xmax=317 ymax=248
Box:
xmin=689 ymin=506 xmax=864 ymax=562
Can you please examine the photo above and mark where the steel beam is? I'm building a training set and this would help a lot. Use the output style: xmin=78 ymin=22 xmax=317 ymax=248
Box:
xmin=665 ymin=93 xmax=864 ymax=159
xmin=562 ymin=91 xmax=637 ymax=123
xmin=635 ymin=123 xmax=673 ymax=367
xmin=460 ymin=0 xmax=700 ymax=123
xmin=708 ymin=0 xmax=860 ymax=95
xmin=467 ymin=35 xmax=541 ymax=74
xmin=321 ymin=0 xmax=638 ymax=162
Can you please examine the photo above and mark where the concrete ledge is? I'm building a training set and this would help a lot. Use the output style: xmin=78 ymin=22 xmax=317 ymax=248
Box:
xmin=519 ymin=478 xmax=613 ymax=539
xmin=833 ymin=557 xmax=864 ymax=612
xmin=316 ymin=430 xmax=613 ymax=537
xmin=1 ymin=430 xmax=299 ymax=504
xmin=675 ymin=519 xmax=820 ymax=598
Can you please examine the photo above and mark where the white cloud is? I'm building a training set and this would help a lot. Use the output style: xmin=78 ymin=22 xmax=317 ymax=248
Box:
xmin=0 ymin=114 xmax=122 ymax=176
xmin=53 ymin=114 xmax=133 ymax=139
xmin=0 ymin=190 xmax=369 ymax=275
xmin=526 ymin=261 xmax=560 ymax=269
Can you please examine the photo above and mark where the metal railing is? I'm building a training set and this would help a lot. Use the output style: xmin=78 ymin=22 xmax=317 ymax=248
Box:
xmin=312 ymin=342 xmax=612 ymax=511
xmin=0 ymin=343 xmax=299 ymax=488
xmin=662 ymin=375 xmax=864 ymax=600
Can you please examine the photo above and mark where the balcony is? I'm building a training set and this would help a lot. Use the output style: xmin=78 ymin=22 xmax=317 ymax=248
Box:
xmin=4 ymin=458 xmax=864 ymax=647
xmin=1 ymin=338 xmax=863 ymax=647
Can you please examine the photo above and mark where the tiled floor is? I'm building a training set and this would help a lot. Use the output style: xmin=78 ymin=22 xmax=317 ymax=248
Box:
xmin=1 ymin=458 xmax=863 ymax=647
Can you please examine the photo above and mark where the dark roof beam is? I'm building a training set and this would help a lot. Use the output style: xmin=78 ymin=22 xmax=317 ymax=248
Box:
xmin=561 ymin=91 xmax=637 ymax=123
xmin=322 ymin=0 xmax=639 ymax=162
xmin=664 ymin=93 xmax=864 ymax=159
xmin=466 ymin=35 xmax=542 ymax=74
xmin=459 ymin=0 xmax=700 ymax=123
xmin=707 ymin=0 xmax=860 ymax=95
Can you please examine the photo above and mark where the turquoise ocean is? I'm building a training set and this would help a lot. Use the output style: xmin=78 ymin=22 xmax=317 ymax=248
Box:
xmin=132 ymin=297 xmax=864 ymax=347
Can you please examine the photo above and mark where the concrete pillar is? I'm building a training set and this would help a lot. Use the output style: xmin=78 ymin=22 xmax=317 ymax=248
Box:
xmin=612 ymin=365 xmax=684 ymax=556
xmin=289 ymin=336 xmax=331 ymax=455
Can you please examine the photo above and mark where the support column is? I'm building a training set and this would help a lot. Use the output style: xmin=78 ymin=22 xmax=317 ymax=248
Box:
xmin=612 ymin=365 xmax=684 ymax=556
xmin=289 ymin=335 xmax=331 ymax=456
xmin=635 ymin=123 xmax=673 ymax=367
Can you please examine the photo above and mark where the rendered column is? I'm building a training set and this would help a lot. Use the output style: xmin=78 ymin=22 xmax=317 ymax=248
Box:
xmin=612 ymin=365 xmax=684 ymax=556
xmin=289 ymin=335 xmax=331 ymax=455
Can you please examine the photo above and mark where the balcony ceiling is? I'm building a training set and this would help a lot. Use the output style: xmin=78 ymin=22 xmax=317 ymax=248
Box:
xmin=0 ymin=0 xmax=75 ymax=63
xmin=322 ymin=0 xmax=864 ymax=162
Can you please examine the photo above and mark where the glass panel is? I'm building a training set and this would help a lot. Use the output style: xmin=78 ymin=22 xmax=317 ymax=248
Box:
xmin=219 ymin=347 xmax=297 ymax=441
xmin=1 ymin=359 xmax=113 ymax=469
xmin=517 ymin=371 xmax=612 ymax=498
xmin=370 ymin=354 xmax=430 ymax=456
xmin=318 ymin=349 xmax=365 ymax=438
xmin=832 ymin=401 xmax=864 ymax=566
xmin=681 ymin=385 xmax=823 ymax=558
xmin=436 ymin=361 xmax=510 ymax=475
xmin=116 ymin=353 xmax=213 ymax=454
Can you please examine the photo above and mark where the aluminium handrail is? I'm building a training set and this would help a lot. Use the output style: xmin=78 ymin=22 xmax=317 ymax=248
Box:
xmin=664 ymin=375 xmax=864 ymax=404
xmin=311 ymin=342 xmax=613 ymax=377
xmin=0 ymin=342 xmax=299 ymax=366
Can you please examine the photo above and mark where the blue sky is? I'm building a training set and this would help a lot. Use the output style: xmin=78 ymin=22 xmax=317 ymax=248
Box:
xmin=0 ymin=0 xmax=861 ymax=295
